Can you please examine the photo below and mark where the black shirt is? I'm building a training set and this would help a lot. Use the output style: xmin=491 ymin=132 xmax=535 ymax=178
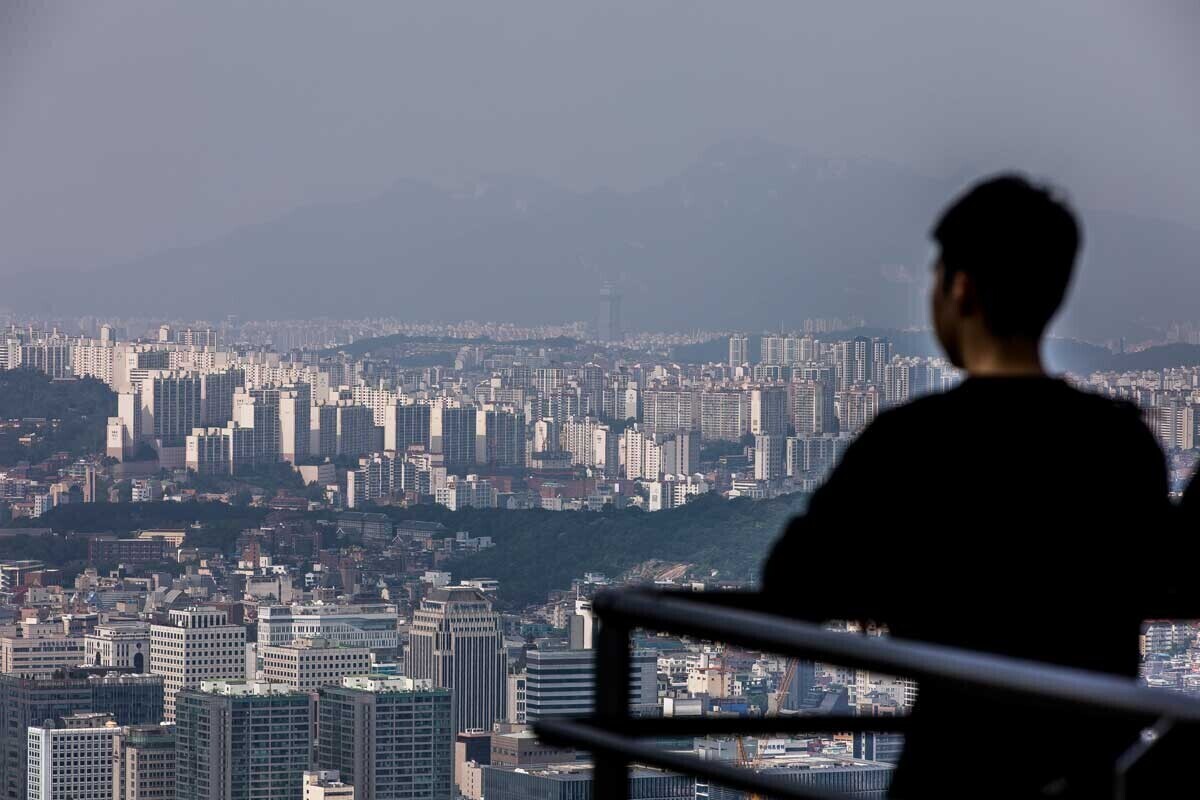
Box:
xmin=763 ymin=376 xmax=1172 ymax=798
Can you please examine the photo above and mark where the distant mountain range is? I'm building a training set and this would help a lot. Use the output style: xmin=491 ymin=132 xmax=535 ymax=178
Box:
xmin=13 ymin=139 xmax=1198 ymax=339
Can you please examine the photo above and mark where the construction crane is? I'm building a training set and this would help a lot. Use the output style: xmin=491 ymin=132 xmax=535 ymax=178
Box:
xmin=739 ymin=658 xmax=800 ymax=800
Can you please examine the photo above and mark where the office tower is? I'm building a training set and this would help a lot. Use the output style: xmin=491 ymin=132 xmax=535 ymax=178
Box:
xmin=871 ymin=337 xmax=893 ymax=384
xmin=139 ymin=371 xmax=202 ymax=447
xmin=0 ymin=671 xmax=164 ymax=800
xmin=660 ymin=429 xmax=700 ymax=476
xmin=318 ymin=676 xmax=452 ymax=800
xmin=641 ymin=390 xmax=696 ymax=437
xmin=407 ymin=587 xmax=506 ymax=733
xmin=28 ymin=712 xmax=119 ymax=800
xmin=304 ymin=771 xmax=355 ymax=800
xmin=429 ymin=404 xmax=476 ymax=467
xmin=278 ymin=383 xmax=313 ymax=464
xmin=853 ymin=731 xmax=906 ymax=765
xmin=84 ymin=621 xmax=150 ymax=672
xmin=199 ymin=368 xmax=245 ymax=427
xmin=175 ymin=681 xmax=313 ymax=800
xmin=0 ymin=633 xmax=85 ymax=677
xmin=525 ymin=647 xmax=657 ymax=721
xmin=728 ymin=335 xmax=749 ymax=368
xmin=150 ymin=606 xmax=247 ymax=721
xmin=260 ymin=639 xmax=372 ymax=692
xmin=599 ymin=282 xmax=622 ymax=343
xmin=384 ymin=401 xmax=431 ymax=452
xmin=699 ymin=390 xmax=750 ymax=442
xmin=113 ymin=723 xmax=175 ymax=800
xmin=754 ymin=434 xmax=786 ymax=481
xmin=477 ymin=406 xmax=525 ymax=467
xmin=483 ymin=764 xmax=693 ymax=800
xmin=256 ymin=602 xmax=400 ymax=652
xmin=750 ymin=386 xmax=790 ymax=435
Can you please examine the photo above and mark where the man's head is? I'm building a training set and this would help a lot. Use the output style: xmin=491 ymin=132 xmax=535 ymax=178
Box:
xmin=930 ymin=174 xmax=1081 ymax=369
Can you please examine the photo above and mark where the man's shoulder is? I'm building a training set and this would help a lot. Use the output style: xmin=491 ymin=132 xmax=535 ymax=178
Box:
xmin=1054 ymin=382 xmax=1146 ymax=426
xmin=864 ymin=391 xmax=955 ymax=431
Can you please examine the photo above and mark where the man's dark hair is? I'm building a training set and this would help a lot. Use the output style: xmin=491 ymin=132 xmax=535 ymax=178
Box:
xmin=932 ymin=174 xmax=1081 ymax=338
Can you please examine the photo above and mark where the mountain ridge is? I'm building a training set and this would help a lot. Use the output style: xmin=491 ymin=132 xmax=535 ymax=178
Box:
xmin=12 ymin=139 xmax=1198 ymax=340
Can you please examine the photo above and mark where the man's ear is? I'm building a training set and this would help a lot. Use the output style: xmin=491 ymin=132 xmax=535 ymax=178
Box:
xmin=951 ymin=271 xmax=977 ymax=316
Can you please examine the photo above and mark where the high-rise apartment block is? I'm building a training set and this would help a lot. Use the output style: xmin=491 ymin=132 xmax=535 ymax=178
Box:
xmin=700 ymin=391 xmax=750 ymax=442
xmin=728 ymin=335 xmax=749 ymax=367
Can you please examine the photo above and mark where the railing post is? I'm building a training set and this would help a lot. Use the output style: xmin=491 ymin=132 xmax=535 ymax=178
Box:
xmin=594 ymin=614 xmax=632 ymax=800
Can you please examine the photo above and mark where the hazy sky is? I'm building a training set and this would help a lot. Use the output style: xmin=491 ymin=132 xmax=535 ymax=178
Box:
xmin=1 ymin=1 xmax=1197 ymax=279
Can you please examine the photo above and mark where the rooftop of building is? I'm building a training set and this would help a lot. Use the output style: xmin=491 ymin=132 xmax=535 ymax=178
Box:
xmin=423 ymin=585 xmax=491 ymax=604
xmin=197 ymin=679 xmax=303 ymax=697
xmin=485 ymin=763 xmax=681 ymax=783
xmin=336 ymin=674 xmax=440 ymax=694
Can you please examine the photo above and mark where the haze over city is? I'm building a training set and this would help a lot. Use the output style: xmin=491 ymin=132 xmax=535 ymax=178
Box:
xmin=2 ymin=2 xmax=1199 ymax=337
xmin=2 ymin=5 xmax=1200 ymax=800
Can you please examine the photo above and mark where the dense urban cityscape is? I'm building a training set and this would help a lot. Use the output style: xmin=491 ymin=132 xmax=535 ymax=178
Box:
xmin=0 ymin=306 xmax=1195 ymax=800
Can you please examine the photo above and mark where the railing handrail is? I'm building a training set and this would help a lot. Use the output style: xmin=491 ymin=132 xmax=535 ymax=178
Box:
xmin=595 ymin=587 xmax=1200 ymax=722
xmin=535 ymin=587 xmax=1199 ymax=800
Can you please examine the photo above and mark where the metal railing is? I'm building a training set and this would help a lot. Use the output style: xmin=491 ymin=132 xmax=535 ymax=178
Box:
xmin=533 ymin=588 xmax=1200 ymax=800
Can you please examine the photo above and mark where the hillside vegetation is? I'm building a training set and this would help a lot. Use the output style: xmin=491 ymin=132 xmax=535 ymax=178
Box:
xmin=0 ymin=370 xmax=115 ymax=464
xmin=405 ymin=492 xmax=808 ymax=609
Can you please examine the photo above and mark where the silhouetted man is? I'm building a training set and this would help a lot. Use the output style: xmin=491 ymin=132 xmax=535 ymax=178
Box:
xmin=764 ymin=175 xmax=1171 ymax=798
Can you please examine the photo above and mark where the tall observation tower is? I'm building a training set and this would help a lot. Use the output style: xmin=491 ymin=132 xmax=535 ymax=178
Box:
xmin=600 ymin=281 xmax=622 ymax=343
